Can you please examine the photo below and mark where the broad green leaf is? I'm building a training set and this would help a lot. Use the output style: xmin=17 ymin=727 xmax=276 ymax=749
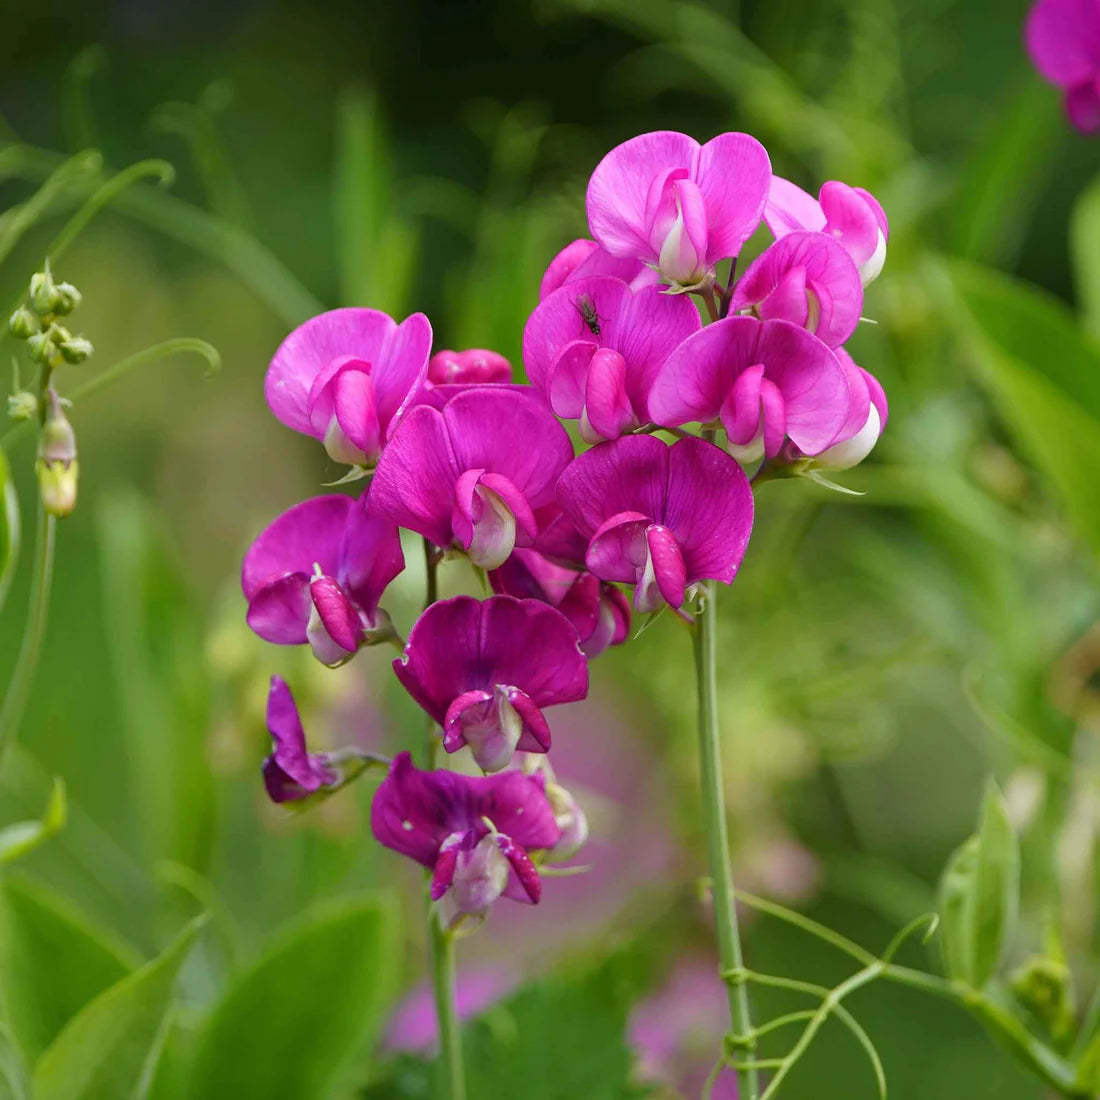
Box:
xmin=32 ymin=916 xmax=203 ymax=1100
xmin=1071 ymin=168 xmax=1100 ymax=340
xmin=0 ymin=777 xmax=66 ymax=864
xmin=0 ymin=1024 xmax=29 ymax=1100
xmin=0 ymin=875 xmax=139 ymax=1063
xmin=186 ymin=893 xmax=399 ymax=1100
xmin=0 ymin=446 xmax=18 ymax=617
xmin=1075 ymin=1029 xmax=1100 ymax=1092
xmin=937 ymin=782 xmax=1020 ymax=988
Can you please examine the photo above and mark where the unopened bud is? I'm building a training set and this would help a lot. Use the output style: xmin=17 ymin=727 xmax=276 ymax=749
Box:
xmin=1010 ymin=956 xmax=1074 ymax=1041
xmin=6 ymin=391 xmax=37 ymax=421
xmin=29 ymin=268 xmax=59 ymax=316
xmin=58 ymin=335 xmax=93 ymax=365
xmin=35 ymin=390 xmax=78 ymax=517
xmin=52 ymin=283 xmax=82 ymax=316
xmin=8 ymin=307 xmax=40 ymax=339
xmin=27 ymin=332 xmax=54 ymax=364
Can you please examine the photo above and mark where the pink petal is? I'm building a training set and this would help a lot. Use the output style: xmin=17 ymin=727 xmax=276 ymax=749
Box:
xmin=308 ymin=574 xmax=362 ymax=653
xmin=582 ymin=348 xmax=636 ymax=441
xmin=584 ymin=511 xmax=651 ymax=586
xmin=819 ymin=182 xmax=882 ymax=266
xmin=339 ymin=498 xmax=405 ymax=619
xmin=1067 ymin=78 xmax=1100 ymax=132
xmin=764 ymin=176 xmax=826 ymax=239
xmin=1025 ymin=0 xmax=1100 ymax=88
xmin=247 ymin=573 xmax=311 ymax=644
xmin=539 ymin=239 xmax=600 ymax=300
xmin=333 ymin=365 xmax=381 ymax=457
xmin=646 ymin=524 xmax=687 ymax=609
xmin=692 ymin=131 xmax=771 ymax=261
xmin=427 ymin=349 xmax=511 ymax=385
xmin=495 ymin=833 xmax=542 ymax=903
xmin=506 ymin=687 xmax=553 ymax=753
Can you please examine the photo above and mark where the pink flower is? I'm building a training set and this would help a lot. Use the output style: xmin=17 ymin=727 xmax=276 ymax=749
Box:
xmin=555 ymin=436 xmax=754 ymax=613
xmin=730 ymin=231 xmax=863 ymax=348
xmin=809 ymin=349 xmax=888 ymax=471
xmin=393 ymin=595 xmax=589 ymax=772
xmin=586 ymin=131 xmax=771 ymax=290
xmin=538 ymin=239 xmax=654 ymax=300
xmin=371 ymin=751 xmax=562 ymax=930
xmin=1026 ymin=0 xmax=1100 ymax=133
xmin=264 ymin=308 xmax=431 ymax=467
xmin=489 ymin=548 xmax=631 ymax=658
xmin=765 ymin=177 xmax=889 ymax=285
xmin=522 ymin=275 xmax=701 ymax=442
xmin=427 ymin=348 xmax=512 ymax=385
xmin=241 ymin=493 xmax=404 ymax=667
xmin=647 ymin=316 xmax=853 ymax=464
xmin=368 ymin=387 xmax=573 ymax=570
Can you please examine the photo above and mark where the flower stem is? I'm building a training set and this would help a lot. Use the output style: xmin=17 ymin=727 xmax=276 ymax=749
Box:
xmin=692 ymin=581 xmax=758 ymax=1099
xmin=0 ymin=502 xmax=57 ymax=763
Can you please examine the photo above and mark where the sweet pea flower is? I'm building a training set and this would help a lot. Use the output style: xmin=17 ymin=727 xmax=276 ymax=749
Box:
xmin=262 ymin=676 xmax=375 ymax=803
xmin=730 ymin=231 xmax=863 ymax=348
xmin=393 ymin=595 xmax=588 ymax=772
xmin=489 ymin=548 xmax=631 ymax=658
xmin=368 ymin=387 xmax=573 ymax=570
xmin=522 ymin=275 xmax=700 ymax=442
xmin=1026 ymin=0 xmax=1100 ymax=133
xmin=556 ymin=435 xmax=754 ymax=613
xmin=538 ymin=238 xmax=653 ymax=300
xmin=264 ymin=307 xmax=431 ymax=467
xmin=371 ymin=751 xmax=562 ymax=930
xmin=242 ymin=493 xmax=404 ymax=667
xmin=586 ymin=130 xmax=771 ymax=290
xmin=807 ymin=349 xmax=888 ymax=471
xmin=427 ymin=348 xmax=512 ymax=385
xmin=765 ymin=176 xmax=889 ymax=285
xmin=647 ymin=316 xmax=855 ymax=465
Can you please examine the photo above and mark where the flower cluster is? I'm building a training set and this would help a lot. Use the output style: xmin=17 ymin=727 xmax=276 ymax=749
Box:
xmin=244 ymin=128 xmax=890 ymax=932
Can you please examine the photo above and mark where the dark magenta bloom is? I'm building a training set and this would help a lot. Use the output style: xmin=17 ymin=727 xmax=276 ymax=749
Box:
xmin=556 ymin=435 xmax=754 ymax=612
xmin=523 ymin=275 xmax=701 ymax=442
xmin=538 ymin=238 xmax=653 ymax=300
xmin=427 ymin=348 xmax=512 ymax=385
xmin=242 ymin=493 xmax=404 ymax=667
xmin=1026 ymin=0 xmax=1100 ymax=133
xmin=489 ymin=549 xmax=631 ymax=659
xmin=647 ymin=316 xmax=854 ymax=464
xmin=264 ymin=307 xmax=431 ymax=467
xmin=730 ymin=231 xmax=863 ymax=349
xmin=368 ymin=387 xmax=573 ymax=570
xmin=393 ymin=595 xmax=589 ymax=772
xmin=371 ymin=751 xmax=562 ymax=929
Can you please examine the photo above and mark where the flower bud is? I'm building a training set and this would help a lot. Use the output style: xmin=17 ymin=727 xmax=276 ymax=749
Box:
xmin=29 ymin=269 xmax=60 ymax=316
xmin=35 ymin=390 xmax=78 ymax=517
xmin=8 ymin=307 xmax=40 ymax=340
xmin=6 ymin=391 xmax=37 ymax=421
xmin=27 ymin=332 xmax=55 ymax=365
xmin=58 ymin=335 xmax=93 ymax=365
xmin=52 ymin=283 xmax=82 ymax=316
xmin=545 ymin=780 xmax=588 ymax=862
xmin=1010 ymin=956 xmax=1074 ymax=1041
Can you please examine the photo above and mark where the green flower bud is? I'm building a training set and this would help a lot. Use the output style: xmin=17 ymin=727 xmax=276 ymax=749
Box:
xmin=6 ymin=391 xmax=37 ymax=421
xmin=35 ymin=391 xmax=78 ymax=518
xmin=27 ymin=331 xmax=55 ymax=364
xmin=29 ymin=268 xmax=59 ymax=316
xmin=1010 ymin=956 xmax=1074 ymax=1042
xmin=52 ymin=282 xmax=82 ymax=316
xmin=8 ymin=307 xmax=40 ymax=339
xmin=58 ymin=335 xmax=93 ymax=365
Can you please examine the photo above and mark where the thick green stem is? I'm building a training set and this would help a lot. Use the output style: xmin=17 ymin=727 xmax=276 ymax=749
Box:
xmin=0 ymin=503 xmax=56 ymax=761
xmin=693 ymin=581 xmax=758 ymax=1099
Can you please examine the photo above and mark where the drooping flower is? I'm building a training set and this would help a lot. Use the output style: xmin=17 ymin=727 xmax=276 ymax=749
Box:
xmin=371 ymin=751 xmax=562 ymax=930
xmin=264 ymin=307 xmax=431 ymax=467
xmin=647 ymin=316 xmax=854 ymax=464
xmin=368 ymin=387 xmax=573 ymax=570
xmin=242 ymin=493 xmax=404 ymax=667
xmin=586 ymin=130 xmax=771 ymax=290
xmin=393 ymin=595 xmax=588 ymax=772
xmin=555 ymin=435 xmax=754 ymax=612
xmin=765 ymin=177 xmax=889 ymax=285
xmin=489 ymin=548 xmax=631 ymax=658
xmin=427 ymin=348 xmax=512 ymax=385
xmin=538 ymin=238 xmax=653 ymax=300
xmin=523 ymin=275 xmax=701 ymax=442
xmin=262 ymin=676 xmax=374 ymax=803
xmin=730 ymin=231 xmax=863 ymax=348
xmin=1026 ymin=0 xmax=1100 ymax=133
xmin=806 ymin=349 xmax=888 ymax=471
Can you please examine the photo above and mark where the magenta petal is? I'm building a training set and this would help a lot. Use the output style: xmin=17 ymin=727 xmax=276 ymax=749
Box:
xmin=539 ymin=239 xmax=600 ymax=300
xmin=548 ymin=341 xmax=597 ymax=418
xmin=1025 ymin=0 xmax=1100 ymax=88
xmin=428 ymin=349 xmax=512 ymax=385
xmin=308 ymin=575 xmax=362 ymax=653
xmin=495 ymin=833 xmax=541 ymax=903
xmin=692 ymin=131 xmax=771 ymax=261
xmin=720 ymin=363 xmax=766 ymax=448
xmin=583 ymin=348 xmax=636 ymax=441
xmin=442 ymin=689 xmax=496 ymax=756
xmin=552 ymin=570 xmax=602 ymax=641
xmin=263 ymin=676 xmax=335 ymax=802
xmin=585 ymin=512 xmax=651 ymax=586
xmin=1067 ymin=78 xmax=1100 ymax=132
xmin=646 ymin=525 xmax=687 ymax=609
xmin=506 ymin=688 xmax=552 ymax=753
xmin=333 ymin=367 xmax=381 ymax=456
xmin=247 ymin=573 xmax=311 ymax=644
xmin=339 ymin=497 xmax=404 ymax=620
xmin=818 ymin=183 xmax=882 ymax=266
xmin=756 ymin=266 xmax=810 ymax=327
xmin=764 ymin=176 xmax=826 ymax=239
xmin=431 ymin=835 xmax=463 ymax=900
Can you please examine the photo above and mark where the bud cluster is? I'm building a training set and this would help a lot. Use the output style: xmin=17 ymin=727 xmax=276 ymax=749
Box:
xmin=9 ymin=263 xmax=93 ymax=371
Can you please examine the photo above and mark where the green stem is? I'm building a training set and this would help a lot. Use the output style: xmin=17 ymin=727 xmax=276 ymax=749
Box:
xmin=0 ymin=503 xmax=56 ymax=761
xmin=693 ymin=581 xmax=758 ymax=1099
xmin=428 ymin=911 xmax=466 ymax=1100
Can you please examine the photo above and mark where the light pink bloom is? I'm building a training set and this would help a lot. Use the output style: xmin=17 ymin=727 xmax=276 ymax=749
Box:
xmin=586 ymin=131 xmax=771 ymax=290
xmin=523 ymin=275 xmax=701 ymax=442
xmin=538 ymin=239 xmax=654 ymax=300
xmin=265 ymin=308 xmax=431 ymax=466
xmin=647 ymin=316 xmax=854 ymax=464
xmin=765 ymin=177 xmax=889 ymax=285
xmin=730 ymin=231 xmax=863 ymax=348
xmin=1026 ymin=0 xmax=1100 ymax=133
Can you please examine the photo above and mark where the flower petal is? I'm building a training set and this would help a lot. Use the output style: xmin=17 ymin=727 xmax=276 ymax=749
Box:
xmin=692 ymin=131 xmax=771 ymax=261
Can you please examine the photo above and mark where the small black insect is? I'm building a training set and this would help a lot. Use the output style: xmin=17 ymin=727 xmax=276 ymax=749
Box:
xmin=575 ymin=293 xmax=602 ymax=337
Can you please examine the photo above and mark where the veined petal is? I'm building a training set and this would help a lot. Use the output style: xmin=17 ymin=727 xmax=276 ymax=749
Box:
xmin=764 ymin=175 xmax=826 ymax=238
xmin=582 ymin=348 xmax=636 ymax=442
xmin=495 ymin=833 xmax=542 ymax=903
xmin=247 ymin=573 xmax=312 ymax=644
xmin=691 ymin=131 xmax=771 ymax=261
xmin=585 ymin=512 xmax=652 ymax=586
xmin=646 ymin=524 xmax=687 ymax=609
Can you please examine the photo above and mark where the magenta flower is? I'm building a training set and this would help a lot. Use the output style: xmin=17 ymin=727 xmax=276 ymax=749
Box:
xmin=555 ymin=436 xmax=754 ymax=613
xmin=1026 ymin=0 xmax=1100 ymax=133
xmin=538 ymin=238 xmax=653 ymax=300
xmin=586 ymin=130 xmax=771 ymax=290
xmin=765 ymin=176 xmax=889 ymax=286
xmin=368 ymin=387 xmax=573 ymax=570
xmin=371 ymin=751 xmax=562 ymax=930
xmin=647 ymin=316 xmax=853 ymax=464
xmin=242 ymin=493 xmax=404 ymax=667
xmin=522 ymin=275 xmax=700 ymax=443
xmin=730 ymin=231 xmax=863 ymax=348
xmin=427 ymin=348 xmax=512 ymax=385
xmin=810 ymin=349 xmax=888 ymax=471
xmin=262 ymin=676 xmax=372 ymax=803
xmin=393 ymin=595 xmax=588 ymax=772
xmin=489 ymin=549 xmax=631 ymax=658
xmin=264 ymin=307 xmax=431 ymax=467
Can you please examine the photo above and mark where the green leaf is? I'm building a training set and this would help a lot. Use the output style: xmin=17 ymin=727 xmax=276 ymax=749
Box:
xmin=0 ymin=874 xmax=139 ymax=1063
xmin=186 ymin=893 xmax=399 ymax=1100
xmin=0 ymin=777 xmax=66 ymax=864
xmin=0 ymin=1024 xmax=29 ymax=1100
xmin=32 ymin=915 xmax=203 ymax=1100
xmin=937 ymin=782 xmax=1020 ymax=988
xmin=0 ymin=445 xmax=18 ymax=617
